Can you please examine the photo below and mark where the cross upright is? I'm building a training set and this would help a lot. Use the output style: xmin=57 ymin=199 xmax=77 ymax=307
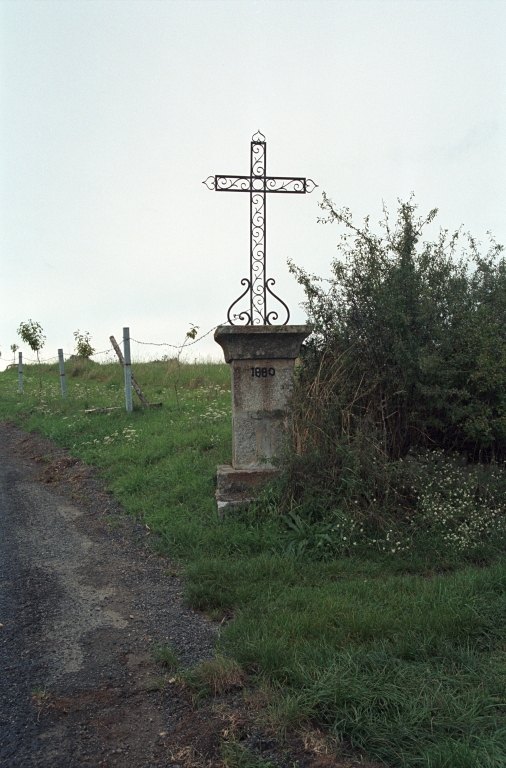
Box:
xmin=204 ymin=131 xmax=317 ymax=325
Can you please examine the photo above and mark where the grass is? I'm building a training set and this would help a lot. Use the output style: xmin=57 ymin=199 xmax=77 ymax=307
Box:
xmin=221 ymin=740 xmax=278 ymax=768
xmin=31 ymin=686 xmax=50 ymax=704
xmin=2 ymin=359 xmax=506 ymax=767
xmin=182 ymin=654 xmax=246 ymax=701
xmin=152 ymin=642 xmax=180 ymax=670
xmin=31 ymin=686 xmax=51 ymax=719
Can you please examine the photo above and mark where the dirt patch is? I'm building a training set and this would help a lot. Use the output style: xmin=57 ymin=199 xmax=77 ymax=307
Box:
xmin=0 ymin=421 xmax=385 ymax=768
xmin=38 ymin=457 xmax=80 ymax=483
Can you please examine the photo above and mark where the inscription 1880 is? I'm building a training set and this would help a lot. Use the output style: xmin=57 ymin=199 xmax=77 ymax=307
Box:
xmin=251 ymin=367 xmax=275 ymax=378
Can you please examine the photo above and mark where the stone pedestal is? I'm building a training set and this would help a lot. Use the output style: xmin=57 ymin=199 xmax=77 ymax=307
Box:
xmin=214 ymin=325 xmax=311 ymax=513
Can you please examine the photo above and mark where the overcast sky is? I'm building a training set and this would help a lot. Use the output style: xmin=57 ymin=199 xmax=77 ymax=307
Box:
xmin=1 ymin=0 xmax=505 ymax=369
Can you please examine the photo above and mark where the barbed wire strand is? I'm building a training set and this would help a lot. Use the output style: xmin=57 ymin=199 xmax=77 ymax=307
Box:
xmin=130 ymin=322 xmax=224 ymax=350
xmin=13 ymin=347 xmax=116 ymax=364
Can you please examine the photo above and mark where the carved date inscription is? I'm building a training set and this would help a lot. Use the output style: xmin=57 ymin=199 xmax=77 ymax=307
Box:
xmin=251 ymin=367 xmax=275 ymax=378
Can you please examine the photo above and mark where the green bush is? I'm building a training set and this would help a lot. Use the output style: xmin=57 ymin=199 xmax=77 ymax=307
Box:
xmin=278 ymin=196 xmax=506 ymax=557
xmin=290 ymin=194 xmax=506 ymax=459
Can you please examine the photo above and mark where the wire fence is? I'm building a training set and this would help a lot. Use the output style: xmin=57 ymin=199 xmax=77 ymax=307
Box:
xmin=4 ymin=321 xmax=229 ymax=410
xmin=3 ymin=322 xmax=226 ymax=367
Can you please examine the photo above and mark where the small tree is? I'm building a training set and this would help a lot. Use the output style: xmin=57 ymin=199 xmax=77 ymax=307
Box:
xmin=73 ymin=330 xmax=95 ymax=407
xmin=10 ymin=344 xmax=19 ymax=365
xmin=17 ymin=320 xmax=45 ymax=392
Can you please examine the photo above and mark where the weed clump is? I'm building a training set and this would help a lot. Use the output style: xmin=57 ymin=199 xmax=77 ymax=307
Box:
xmin=152 ymin=642 xmax=179 ymax=670
xmin=183 ymin=655 xmax=246 ymax=701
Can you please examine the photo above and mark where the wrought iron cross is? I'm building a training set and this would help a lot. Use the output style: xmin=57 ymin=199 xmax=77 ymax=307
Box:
xmin=204 ymin=131 xmax=317 ymax=325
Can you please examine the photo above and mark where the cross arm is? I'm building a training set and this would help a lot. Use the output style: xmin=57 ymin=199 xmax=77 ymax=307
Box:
xmin=203 ymin=176 xmax=253 ymax=192
xmin=265 ymin=177 xmax=318 ymax=193
xmin=203 ymin=175 xmax=318 ymax=193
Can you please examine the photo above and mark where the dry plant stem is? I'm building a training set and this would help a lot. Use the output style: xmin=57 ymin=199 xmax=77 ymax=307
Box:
xmin=174 ymin=353 xmax=183 ymax=412
xmin=174 ymin=339 xmax=190 ymax=413
xmin=174 ymin=326 xmax=198 ymax=412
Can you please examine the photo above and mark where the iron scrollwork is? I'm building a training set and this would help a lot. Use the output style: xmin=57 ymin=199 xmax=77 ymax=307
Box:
xmin=204 ymin=131 xmax=317 ymax=325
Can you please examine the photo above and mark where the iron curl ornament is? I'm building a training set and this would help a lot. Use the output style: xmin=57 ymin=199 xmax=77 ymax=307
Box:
xmin=203 ymin=131 xmax=317 ymax=325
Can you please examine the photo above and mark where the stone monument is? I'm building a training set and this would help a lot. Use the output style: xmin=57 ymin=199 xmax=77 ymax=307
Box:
xmin=214 ymin=325 xmax=311 ymax=512
xmin=204 ymin=132 xmax=315 ymax=512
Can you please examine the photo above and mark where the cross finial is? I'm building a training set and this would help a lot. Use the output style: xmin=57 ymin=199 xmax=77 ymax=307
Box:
xmin=204 ymin=132 xmax=317 ymax=325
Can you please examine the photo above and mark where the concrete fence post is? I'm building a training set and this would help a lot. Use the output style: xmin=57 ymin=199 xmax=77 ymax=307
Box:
xmin=58 ymin=349 xmax=67 ymax=399
xmin=18 ymin=352 xmax=23 ymax=394
xmin=123 ymin=327 xmax=133 ymax=413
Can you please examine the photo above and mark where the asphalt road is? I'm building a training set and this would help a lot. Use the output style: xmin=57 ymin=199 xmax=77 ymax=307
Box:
xmin=0 ymin=423 xmax=217 ymax=768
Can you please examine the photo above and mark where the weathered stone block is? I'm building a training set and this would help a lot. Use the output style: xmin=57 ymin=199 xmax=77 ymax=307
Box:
xmin=231 ymin=358 xmax=294 ymax=468
xmin=215 ymin=464 xmax=280 ymax=517
xmin=215 ymin=324 xmax=311 ymax=363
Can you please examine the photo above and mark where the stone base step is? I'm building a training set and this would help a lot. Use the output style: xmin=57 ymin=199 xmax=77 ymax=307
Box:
xmin=215 ymin=464 xmax=279 ymax=516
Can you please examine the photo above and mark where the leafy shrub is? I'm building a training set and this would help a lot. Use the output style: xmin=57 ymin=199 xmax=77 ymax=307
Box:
xmin=290 ymin=195 xmax=506 ymax=460
xmin=277 ymin=196 xmax=506 ymax=557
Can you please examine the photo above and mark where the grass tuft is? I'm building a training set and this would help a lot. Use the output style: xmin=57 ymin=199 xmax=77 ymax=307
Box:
xmin=221 ymin=740 xmax=277 ymax=768
xmin=152 ymin=642 xmax=179 ymax=670
xmin=183 ymin=655 xmax=246 ymax=700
